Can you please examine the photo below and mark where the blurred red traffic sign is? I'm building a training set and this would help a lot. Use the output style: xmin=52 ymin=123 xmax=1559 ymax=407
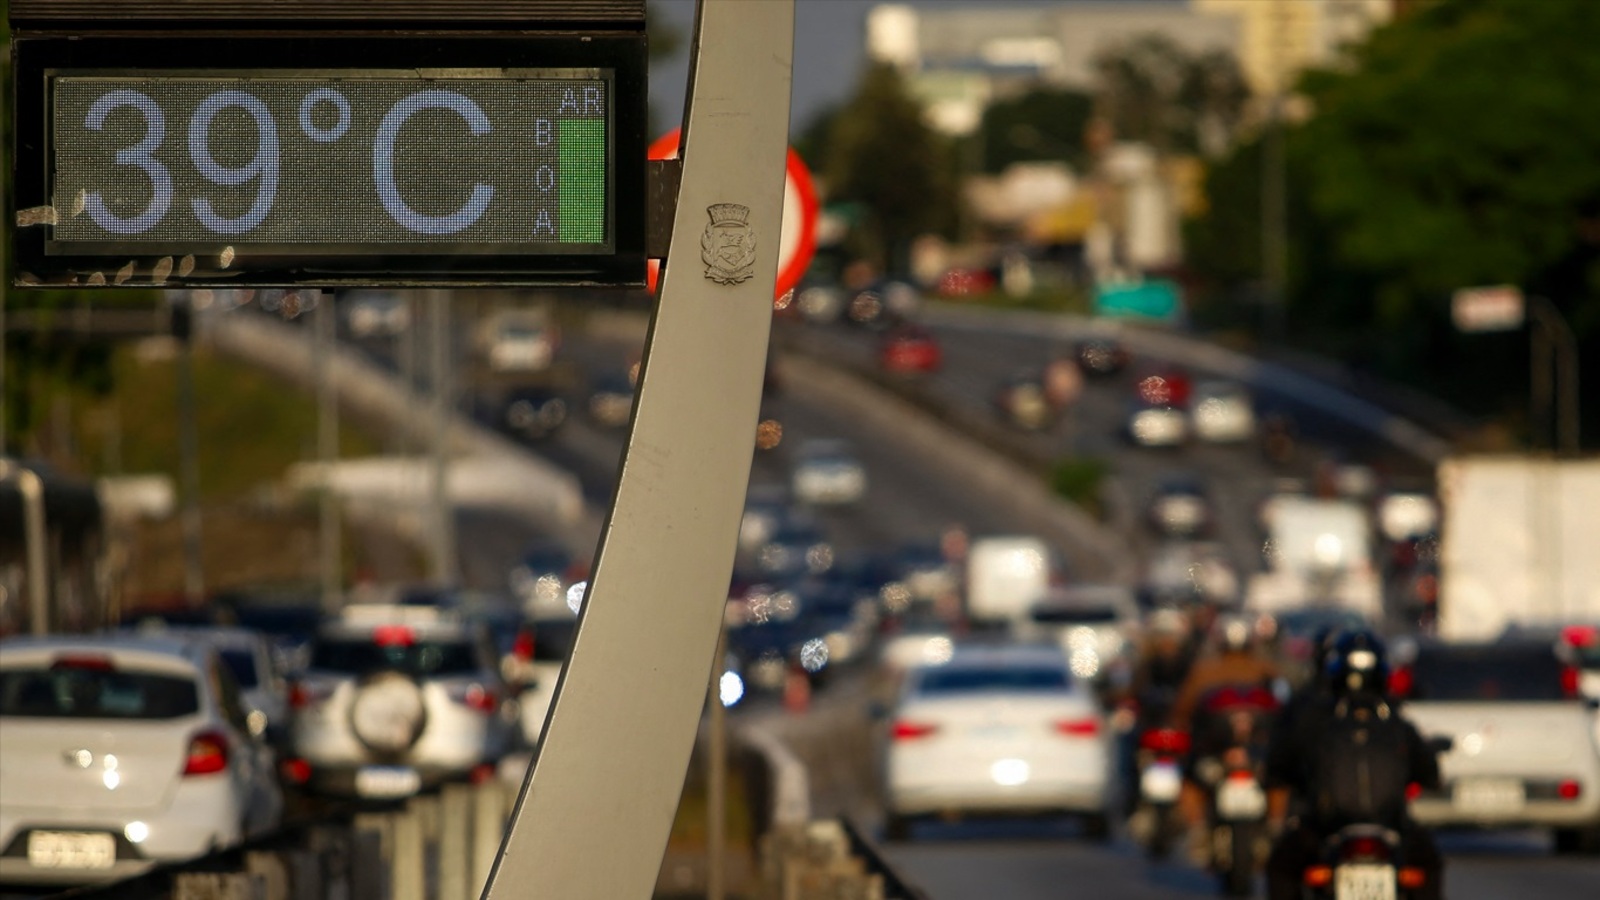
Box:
xmin=648 ymin=128 xmax=818 ymax=301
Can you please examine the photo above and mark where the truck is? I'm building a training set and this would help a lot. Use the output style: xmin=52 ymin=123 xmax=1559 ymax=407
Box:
xmin=1436 ymin=456 xmax=1600 ymax=641
xmin=964 ymin=535 xmax=1053 ymax=626
xmin=1244 ymin=494 xmax=1383 ymax=620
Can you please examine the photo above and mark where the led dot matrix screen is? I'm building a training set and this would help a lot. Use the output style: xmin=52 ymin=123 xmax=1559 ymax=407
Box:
xmin=11 ymin=34 xmax=647 ymax=287
xmin=51 ymin=72 xmax=613 ymax=252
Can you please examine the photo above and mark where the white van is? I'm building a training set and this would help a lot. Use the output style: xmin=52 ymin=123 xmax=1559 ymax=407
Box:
xmin=964 ymin=536 xmax=1053 ymax=626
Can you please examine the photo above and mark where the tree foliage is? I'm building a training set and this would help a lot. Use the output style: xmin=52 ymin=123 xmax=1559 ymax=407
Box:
xmin=976 ymin=87 xmax=1094 ymax=174
xmin=1093 ymin=34 xmax=1250 ymax=158
xmin=823 ymin=63 xmax=957 ymax=273
xmin=1187 ymin=0 xmax=1600 ymax=441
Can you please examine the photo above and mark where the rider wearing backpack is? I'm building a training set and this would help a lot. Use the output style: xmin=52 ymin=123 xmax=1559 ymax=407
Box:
xmin=1263 ymin=630 xmax=1444 ymax=900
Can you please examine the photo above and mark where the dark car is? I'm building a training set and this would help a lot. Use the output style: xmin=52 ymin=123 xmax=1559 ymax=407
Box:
xmin=1074 ymin=336 xmax=1129 ymax=376
xmin=497 ymin=387 xmax=568 ymax=441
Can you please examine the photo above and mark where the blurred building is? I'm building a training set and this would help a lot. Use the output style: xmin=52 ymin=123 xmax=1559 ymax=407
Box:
xmin=1194 ymin=0 xmax=1397 ymax=97
xmin=868 ymin=1 xmax=1240 ymax=136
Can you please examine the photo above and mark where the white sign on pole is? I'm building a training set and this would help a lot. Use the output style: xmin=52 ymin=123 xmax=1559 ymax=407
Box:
xmin=1452 ymin=284 xmax=1525 ymax=333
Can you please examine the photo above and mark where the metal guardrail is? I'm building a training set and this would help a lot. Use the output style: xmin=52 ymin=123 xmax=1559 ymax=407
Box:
xmin=839 ymin=817 xmax=932 ymax=900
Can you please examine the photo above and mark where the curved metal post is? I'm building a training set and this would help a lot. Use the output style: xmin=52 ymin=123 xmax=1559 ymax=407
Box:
xmin=482 ymin=2 xmax=794 ymax=897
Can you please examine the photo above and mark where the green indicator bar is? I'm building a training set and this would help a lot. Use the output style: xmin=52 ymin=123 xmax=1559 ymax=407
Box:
xmin=559 ymin=120 xmax=606 ymax=243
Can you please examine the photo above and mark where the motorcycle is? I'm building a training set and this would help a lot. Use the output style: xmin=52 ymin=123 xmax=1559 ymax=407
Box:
xmin=1192 ymin=686 xmax=1279 ymax=896
xmin=1302 ymin=824 xmax=1427 ymax=900
xmin=1131 ymin=726 xmax=1189 ymax=860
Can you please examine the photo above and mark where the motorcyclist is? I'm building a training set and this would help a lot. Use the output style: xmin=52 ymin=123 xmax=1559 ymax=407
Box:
xmin=1263 ymin=630 xmax=1444 ymax=900
xmin=1171 ymin=614 xmax=1282 ymax=857
xmin=1117 ymin=607 xmax=1198 ymax=814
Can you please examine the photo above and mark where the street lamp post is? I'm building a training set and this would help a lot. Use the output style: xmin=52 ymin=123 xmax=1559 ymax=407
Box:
xmin=0 ymin=461 xmax=50 ymax=635
xmin=1529 ymin=296 xmax=1581 ymax=456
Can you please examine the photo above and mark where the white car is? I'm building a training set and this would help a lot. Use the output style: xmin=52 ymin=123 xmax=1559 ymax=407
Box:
xmin=1190 ymin=380 xmax=1256 ymax=443
xmin=1127 ymin=403 xmax=1189 ymax=448
xmin=0 ymin=635 xmax=284 ymax=887
xmin=126 ymin=625 xmax=288 ymax=746
xmin=515 ymin=614 xmax=579 ymax=748
xmin=284 ymin=603 xmax=520 ymax=800
xmin=882 ymin=643 xmax=1113 ymax=840
xmin=791 ymin=439 xmax=867 ymax=505
xmin=1015 ymin=586 xmax=1142 ymax=685
xmin=1399 ymin=639 xmax=1600 ymax=851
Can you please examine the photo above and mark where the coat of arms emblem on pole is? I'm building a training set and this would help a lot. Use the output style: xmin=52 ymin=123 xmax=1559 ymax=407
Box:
xmin=701 ymin=203 xmax=757 ymax=285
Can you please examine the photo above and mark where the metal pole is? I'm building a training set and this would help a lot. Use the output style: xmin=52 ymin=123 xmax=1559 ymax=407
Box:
xmin=1531 ymin=297 xmax=1582 ymax=456
xmin=707 ymin=630 xmax=727 ymax=900
xmin=1261 ymin=56 xmax=1288 ymax=341
xmin=428 ymin=289 xmax=456 ymax=585
xmin=314 ymin=293 xmax=342 ymax=612
xmin=484 ymin=2 xmax=793 ymax=896
xmin=173 ymin=298 xmax=205 ymax=607
xmin=8 ymin=465 xmax=52 ymax=635
xmin=1530 ymin=311 xmax=1551 ymax=452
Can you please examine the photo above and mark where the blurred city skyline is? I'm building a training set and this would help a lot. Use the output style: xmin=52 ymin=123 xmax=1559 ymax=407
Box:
xmin=649 ymin=0 xmax=1075 ymax=130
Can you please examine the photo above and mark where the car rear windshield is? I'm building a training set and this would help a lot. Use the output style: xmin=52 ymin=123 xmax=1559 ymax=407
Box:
xmin=219 ymin=649 xmax=261 ymax=688
xmin=0 ymin=668 xmax=200 ymax=719
xmin=1410 ymin=646 xmax=1570 ymax=702
xmin=918 ymin=665 xmax=1070 ymax=695
xmin=1031 ymin=606 xmax=1120 ymax=625
xmin=309 ymin=639 xmax=479 ymax=677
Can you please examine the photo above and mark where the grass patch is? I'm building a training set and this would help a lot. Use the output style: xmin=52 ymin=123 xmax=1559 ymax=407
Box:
xmin=1051 ymin=457 xmax=1109 ymax=518
xmin=939 ymin=286 xmax=1091 ymax=315
xmin=78 ymin=340 xmax=379 ymax=501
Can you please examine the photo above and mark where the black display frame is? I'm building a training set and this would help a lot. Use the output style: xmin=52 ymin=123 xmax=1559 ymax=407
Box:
xmin=11 ymin=33 xmax=648 ymax=288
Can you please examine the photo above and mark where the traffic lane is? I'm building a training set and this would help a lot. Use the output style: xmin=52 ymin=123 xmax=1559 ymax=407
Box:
xmin=884 ymin=828 xmax=1216 ymax=899
xmin=882 ymin=825 xmax=1599 ymax=900
xmin=455 ymin=505 xmax=559 ymax=592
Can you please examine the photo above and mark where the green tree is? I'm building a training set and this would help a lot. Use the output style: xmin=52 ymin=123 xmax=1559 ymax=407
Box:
xmin=824 ymin=63 xmax=957 ymax=273
xmin=1093 ymin=34 xmax=1250 ymax=157
xmin=1187 ymin=0 xmax=1600 ymax=442
xmin=976 ymin=87 xmax=1094 ymax=174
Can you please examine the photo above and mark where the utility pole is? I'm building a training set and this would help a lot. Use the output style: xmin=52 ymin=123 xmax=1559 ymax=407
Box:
xmin=1260 ymin=0 xmax=1291 ymax=345
xmin=428 ymin=289 xmax=456 ymax=585
xmin=172 ymin=296 xmax=205 ymax=608
xmin=313 ymin=292 xmax=342 ymax=612
xmin=1530 ymin=296 xmax=1581 ymax=455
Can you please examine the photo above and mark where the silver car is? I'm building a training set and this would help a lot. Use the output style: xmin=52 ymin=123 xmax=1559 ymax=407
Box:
xmin=283 ymin=604 xmax=520 ymax=800
xmin=1399 ymin=639 xmax=1600 ymax=851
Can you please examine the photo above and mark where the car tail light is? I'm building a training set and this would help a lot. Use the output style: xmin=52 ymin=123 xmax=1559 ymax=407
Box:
xmin=1388 ymin=665 xmax=1413 ymax=698
xmin=288 ymin=681 xmax=333 ymax=709
xmin=450 ymin=683 xmax=500 ymax=714
xmin=183 ymin=730 xmax=230 ymax=776
xmin=891 ymin=720 xmax=939 ymax=741
xmin=1303 ymin=865 xmax=1333 ymax=888
xmin=1561 ymin=625 xmax=1598 ymax=649
xmin=1225 ymin=768 xmax=1258 ymax=784
xmin=1055 ymin=718 xmax=1100 ymax=738
xmin=1340 ymin=836 xmax=1391 ymax=862
xmin=1139 ymin=728 xmax=1191 ymax=755
xmin=1398 ymin=868 xmax=1427 ymax=889
xmin=372 ymin=625 xmax=415 ymax=647
xmin=1558 ymin=780 xmax=1582 ymax=800
xmin=281 ymin=758 xmax=312 ymax=785
xmin=512 ymin=630 xmax=536 ymax=662
xmin=1561 ymin=666 xmax=1581 ymax=698
xmin=51 ymin=654 xmax=115 ymax=672
xmin=1405 ymin=782 xmax=1423 ymax=801
xmin=471 ymin=763 xmax=497 ymax=785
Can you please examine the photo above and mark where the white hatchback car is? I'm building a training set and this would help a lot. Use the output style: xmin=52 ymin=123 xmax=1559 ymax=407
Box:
xmin=791 ymin=439 xmax=867 ymax=505
xmin=284 ymin=604 xmax=520 ymax=801
xmin=1399 ymin=639 xmax=1600 ymax=851
xmin=1190 ymin=380 xmax=1256 ymax=443
xmin=0 ymin=635 xmax=284 ymax=887
xmin=882 ymin=643 xmax=1113 ymax=840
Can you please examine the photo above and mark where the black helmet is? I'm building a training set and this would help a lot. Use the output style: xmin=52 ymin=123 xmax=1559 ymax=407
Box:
xmin=1326 ymin=629 xmax=1390 ymax=699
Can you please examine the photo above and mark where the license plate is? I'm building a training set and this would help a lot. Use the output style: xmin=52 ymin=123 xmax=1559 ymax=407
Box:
xmin=1453 ymin=778 xmax=1524 ymax=816
xmin=1216 ymin=777 xmax=1267 ymax=820
xmin=1335 ymin=864 xmax=1396 ymax=900
xmin=355 ymin=765 xmax=421 ymax=798
xmin=1141 ymin=761 xmax=1182 ymax=803
xmin=27 ymin=831 xmax=116 ymax=870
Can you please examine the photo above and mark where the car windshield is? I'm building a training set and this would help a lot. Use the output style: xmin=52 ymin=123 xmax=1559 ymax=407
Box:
xmin=1410 ymin=646 xmax=1570 ymax=702
xmin=309 ymin=638 xmax=480 ymax=677
xmin=218 ymin=648 xmax=261 ymax=688
xmin=0 ymin=667 xmax=200 ymax=719
xmin=918 ymin=665 xmax=1070 ymax=695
